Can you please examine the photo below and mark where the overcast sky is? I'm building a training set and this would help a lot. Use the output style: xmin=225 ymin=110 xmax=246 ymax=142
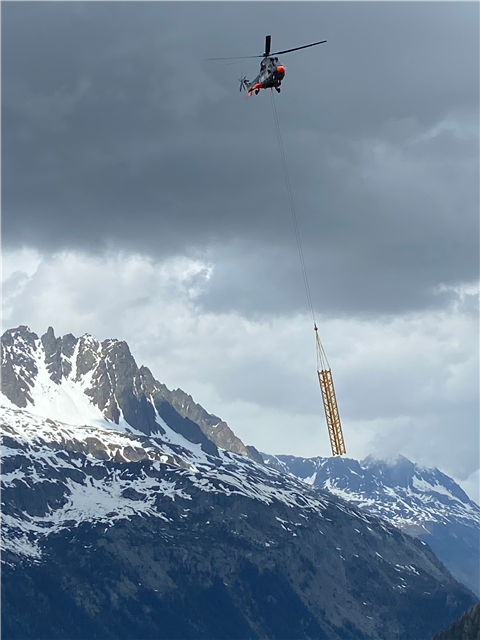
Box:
xmin=2 ymin=2 xmax=479 ymax=501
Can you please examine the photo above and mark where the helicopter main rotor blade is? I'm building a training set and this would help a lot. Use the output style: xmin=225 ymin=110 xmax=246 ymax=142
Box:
xmin=270 ymin=40 xmax=327 ymax=56
xmin=206 ymin=54 xmax=264 ymax=61
xmin=206 ymin=38 xmax=327 ymax=61
xmin=264 ymin=35 xmax=271 ymax=58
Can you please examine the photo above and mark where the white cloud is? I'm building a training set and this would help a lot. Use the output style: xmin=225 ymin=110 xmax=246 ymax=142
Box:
xmin=459 ymin=468 xmax=480 ymax=506
xmin=2 ymin=248 xmax=478 ymax=502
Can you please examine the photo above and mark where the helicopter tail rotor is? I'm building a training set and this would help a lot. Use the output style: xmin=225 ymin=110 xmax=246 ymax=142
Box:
xmin=239 ymin=75 xmax=248 ymax=92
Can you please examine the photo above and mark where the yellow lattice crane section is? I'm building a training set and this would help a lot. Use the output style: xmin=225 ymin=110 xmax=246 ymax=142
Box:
xmin=315 ymin=325 xmax=346 ymax=456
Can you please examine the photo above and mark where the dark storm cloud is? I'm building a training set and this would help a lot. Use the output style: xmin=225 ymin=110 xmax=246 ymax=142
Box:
xmin=2 ymin=2 xmax=478 ymax=316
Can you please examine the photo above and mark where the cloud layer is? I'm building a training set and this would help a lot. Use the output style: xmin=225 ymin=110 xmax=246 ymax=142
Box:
xmin=2 ymin=3 xmax=478 ymax=500
xmin=3 ymin=249 xmax=478 ymax=500
xmin=2 ymin=2 xmax=478 ymax=317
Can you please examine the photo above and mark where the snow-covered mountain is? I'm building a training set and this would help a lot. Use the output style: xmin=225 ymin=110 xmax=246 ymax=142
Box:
xmin=1 ymin=404 xmax=334 ymax=562
xmin=1 ymin=326 xmax=477 ymax=639
xmin=1 ymin=325 xmax=260 ymax=459
xmin=2 ymin=403 xmax=476 ymax=640
xmin=262 ymin=453 xmax=480 ymax=596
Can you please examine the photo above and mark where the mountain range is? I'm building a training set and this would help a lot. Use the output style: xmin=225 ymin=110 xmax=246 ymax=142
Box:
xmin=1 ymin=326 xmax=478 ymax=639
xmin=262 ymin=454 xmax=480 ymax=596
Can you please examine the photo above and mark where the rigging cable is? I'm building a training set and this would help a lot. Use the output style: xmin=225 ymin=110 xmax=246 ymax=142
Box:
xmin=269 ymin=90 xmax=346 ymax=455
xmin=270 ymin=90 xmax=316 ymax=330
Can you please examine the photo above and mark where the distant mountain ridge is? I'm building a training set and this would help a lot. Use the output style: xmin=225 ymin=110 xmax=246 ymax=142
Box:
xmin=263 ymin=453 xmax=480 ymax=596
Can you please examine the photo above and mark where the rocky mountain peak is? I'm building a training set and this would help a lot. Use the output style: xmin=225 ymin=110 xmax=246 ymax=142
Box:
xmin=1 ymin=325 xmax=39 ymax=408
xmin=1 ymin=326 xmax=259 ymax=462
xmin=41 ymin=326 xmax=77 ymax=383
xmin=361 ymin=453 xmax=417 ymax=488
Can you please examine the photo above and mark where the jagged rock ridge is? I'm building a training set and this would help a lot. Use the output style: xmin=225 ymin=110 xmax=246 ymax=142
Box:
xmin=1 ymin=325 xmax=257 ymax=459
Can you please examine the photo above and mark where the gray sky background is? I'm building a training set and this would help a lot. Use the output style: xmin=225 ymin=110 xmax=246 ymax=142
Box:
xmin=2 ymin=2 xmax=479 ymax=500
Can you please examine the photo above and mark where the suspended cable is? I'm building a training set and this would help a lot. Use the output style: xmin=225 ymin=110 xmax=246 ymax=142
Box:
xmin=270 ymin=90 xmax=316 ymax=328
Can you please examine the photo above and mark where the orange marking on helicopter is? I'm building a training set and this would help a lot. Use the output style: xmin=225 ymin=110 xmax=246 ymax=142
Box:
xmin=277 ymin=66 xmax=285 ymax=74
xmin=253 ymin=83 xmax=262 ymax=90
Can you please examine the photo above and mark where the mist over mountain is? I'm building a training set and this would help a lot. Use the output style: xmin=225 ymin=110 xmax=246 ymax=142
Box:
xmin=1 ymin=326 xmax=477 ymax=639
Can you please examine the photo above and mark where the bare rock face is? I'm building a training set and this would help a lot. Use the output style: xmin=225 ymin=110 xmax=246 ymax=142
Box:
xmin=149 ymin=381 xmax=253 ymax=457
xmin=41 ymin=326 xmax=77 ymax=383
xmin=1 ymin=326 xmax=39 ymax=407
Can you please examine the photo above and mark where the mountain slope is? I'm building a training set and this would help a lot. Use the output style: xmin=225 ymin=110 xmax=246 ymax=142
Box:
xmin=431 ymin=601 xmax=480 ymax=640
xmin=1 ymin=405 xmax=477 ymax=640
xmin=263 ymin=453 xmax=480 ymax=596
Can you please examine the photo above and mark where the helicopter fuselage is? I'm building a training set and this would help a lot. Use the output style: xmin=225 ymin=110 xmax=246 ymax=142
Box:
xmin=242 ymin=56 xmax=285 ymax=97
xmin=210 ymin=34 xmax=326 ymax=97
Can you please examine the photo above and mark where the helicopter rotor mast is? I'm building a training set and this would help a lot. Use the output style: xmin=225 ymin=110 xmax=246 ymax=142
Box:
xmin=264 ymin=35 xmax=271 ymax=58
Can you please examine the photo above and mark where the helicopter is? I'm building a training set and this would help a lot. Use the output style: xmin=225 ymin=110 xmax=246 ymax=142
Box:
xmin=208 ymin=35 xmax=326 ymax=97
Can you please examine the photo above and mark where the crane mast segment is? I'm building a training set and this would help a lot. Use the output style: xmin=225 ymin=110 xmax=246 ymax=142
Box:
xmin=317 ymin=367 xmax=346 ymax=456
xmin=315 ymin=326 xmax=346 ymax=456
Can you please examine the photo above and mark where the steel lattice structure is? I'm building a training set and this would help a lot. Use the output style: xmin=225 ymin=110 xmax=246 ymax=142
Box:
xmin=315 ymin=326 xmax=346 ymax=456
